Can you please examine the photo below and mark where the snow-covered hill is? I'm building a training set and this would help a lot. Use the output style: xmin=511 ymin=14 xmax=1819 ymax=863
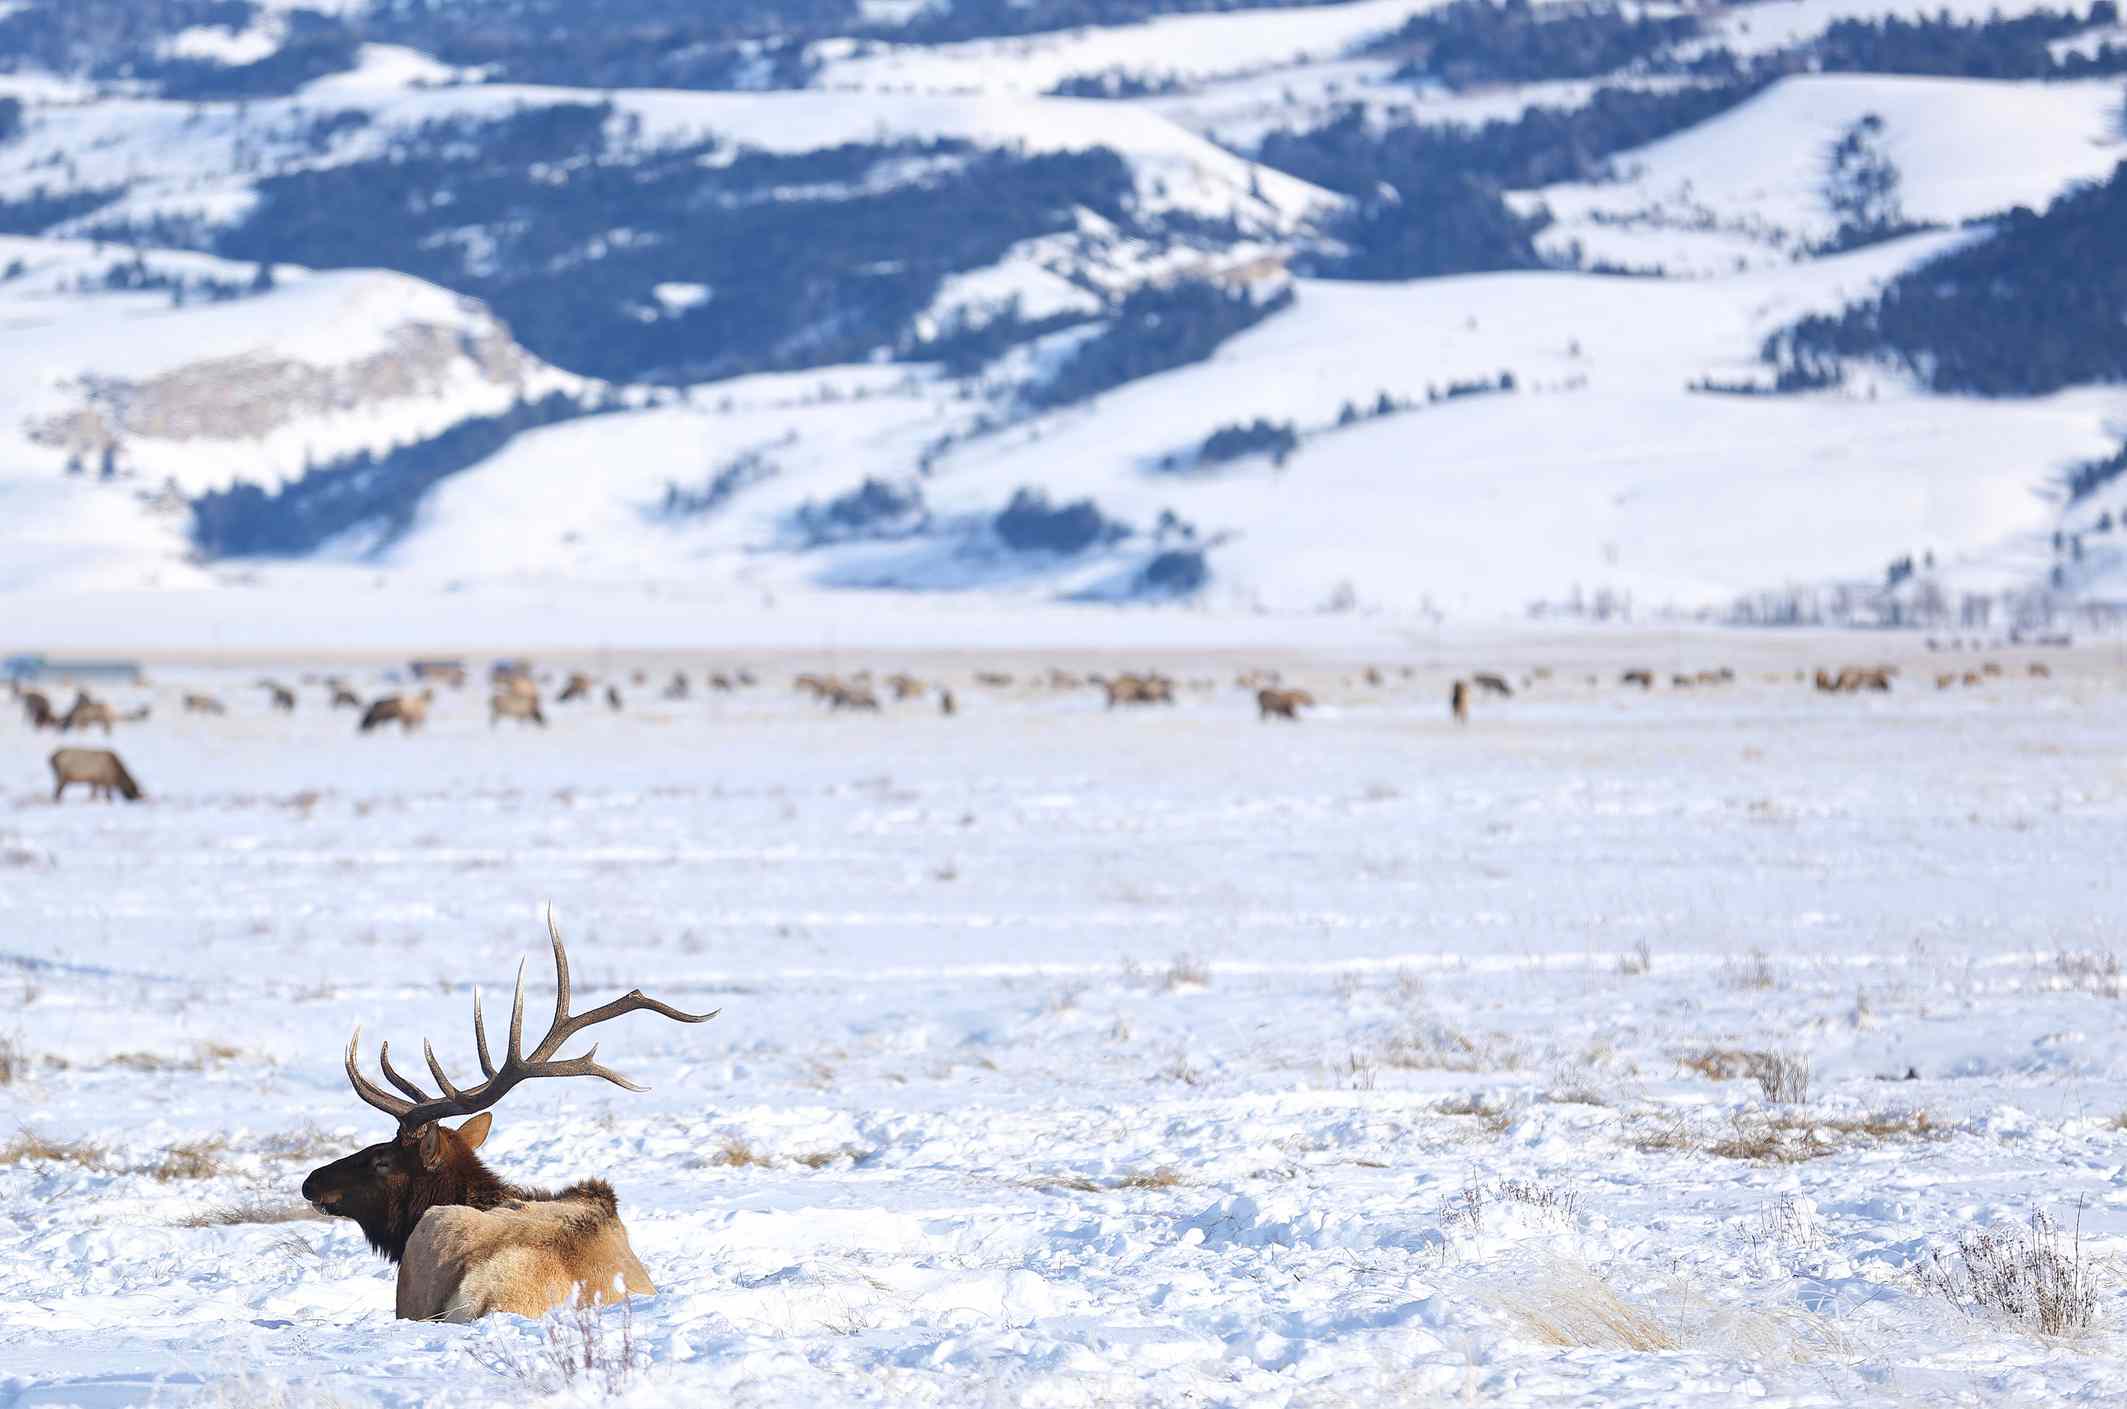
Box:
xmin=0 ymin=0 xmax=2120 ymax=638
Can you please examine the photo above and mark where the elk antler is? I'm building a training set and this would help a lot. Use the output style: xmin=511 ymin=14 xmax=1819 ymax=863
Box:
xmin=345 ymin=909 xmax=718 ymax=1131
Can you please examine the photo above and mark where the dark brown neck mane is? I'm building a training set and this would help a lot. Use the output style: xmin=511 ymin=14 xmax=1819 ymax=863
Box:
xmin=356 ymin=1145 xmax=616 ymax=1265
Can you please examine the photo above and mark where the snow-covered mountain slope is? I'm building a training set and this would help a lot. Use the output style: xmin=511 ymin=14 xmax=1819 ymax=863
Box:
xmin=808 ymin=0 xmax=1431 ymax=95
xmin=345 ymin=233 xmax=2118 ymax=618
xmin=0 ymin=239 xmax=588 ymax=590
xmin=1526 ymin=75 xmax=2127 ymax=274
xmin=0 ymin=0 xmax=2121 ymax=634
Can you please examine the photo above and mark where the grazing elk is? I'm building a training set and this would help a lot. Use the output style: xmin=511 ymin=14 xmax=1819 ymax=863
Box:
xmin=20 ymin=689 xmax=54 ymax=729
xmin=260 ymin=680 xmax=296 ymax=712
xmin=1620 ymin=669 xmax=1653 ymax=689
xmin=331 ymin=684 xmax=364 ymax=710
xmin=1470 ymin=673 xmax=1513 ymax=698
xmin=50 ymin=747 xmax=142 ymax=802
xmin=1103 ymin=673 xmax=1174 ymax=708
xmin=60 ymin=692 xmax=115 ymax=734
xmin=886 ymin=673 xmax=926 ymax=701
xmin=1450 ymin=679 xmax=1469 ymax=723
xmin=557 ymin=673 xmax=593 ymax=704
xmin=359 ymin=690 xmax=434 ymax=734
xmin=974 ymin=671 xmax=1013 ymax=689
xmin=184 ymin=692 xmax=228 ymax=716
xmin=1256 ymin=687 xmax=1313 ymax=721
xmin=2028 ymin=662 xmax=2051 ymax=678
xmin=606 ymin=685 xmax=624 ymax=711
xmin=302 ymin=920 xmax=716 ymax=1321
xmin=938 ymin=688 xmax=957 ymax=717
xmin=490 ymin=688 xmax=547 ymax=728
xmin=662 ymin=672 xmax=690 ymax=701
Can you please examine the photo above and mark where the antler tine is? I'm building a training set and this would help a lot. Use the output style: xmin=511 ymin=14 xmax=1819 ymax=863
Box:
xmin=472 ymin=986 xmax=496 ymax=1079
xmin=376 ymin=1040 xmax=436 ymax=1103
xmin=507 ymin=956 xmax=528 ymax=1065
xmin=422 ymin=1039 xmax=466 ymax=1102
xmin=346 ymin=914 xmax=720 ymax=1132
xmin=344 ymin=1026 xmax=415 ymax=1119
xmin=547 ymin=906 xmax=572 ymax=1036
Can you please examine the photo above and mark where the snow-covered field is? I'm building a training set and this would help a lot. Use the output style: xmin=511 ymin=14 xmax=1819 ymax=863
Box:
xmin=5 ymin=632 xmax=2127 ymax=1406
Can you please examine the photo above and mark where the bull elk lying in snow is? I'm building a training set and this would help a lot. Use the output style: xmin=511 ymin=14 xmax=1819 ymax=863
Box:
xmin=303 ymin=919 xmax=717 ymax=1320
xmin=60 ymin=692 xmax=116 ymax=733
xmin=50 ymin=747 xmax=143 ymax=801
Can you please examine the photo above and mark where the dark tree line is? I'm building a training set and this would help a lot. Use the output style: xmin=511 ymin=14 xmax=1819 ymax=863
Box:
xmin=1031 ymin=280 xmax=1295 ymax=408
xmin=1367 ymin=0 xmax=1701 ymax=87
xmin=189 ymin=106 xmax=1142 ymax=385
xmin=1770 ymin=161 xmax=2127 ymax=397
xmin=1256 ymin=80 xmax=1765 ymax=278
xmin=190 ymin=391 xmax=600 ymax=557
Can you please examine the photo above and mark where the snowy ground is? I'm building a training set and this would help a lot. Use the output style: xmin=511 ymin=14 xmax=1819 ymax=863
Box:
xmin=4 ymin=631 xmax=2127 ymax=1406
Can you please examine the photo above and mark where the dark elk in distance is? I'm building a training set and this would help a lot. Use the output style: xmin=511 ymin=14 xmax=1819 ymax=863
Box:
xmin=302 ymin=918 xmax=718 ymax=1321
xmin=1256 ymin=687 xmax=1313 ymax=720
xmin=359 ymin=690 xmax=433 ymax=733
xmin=50 ymin=747 xmax=142 ymax=801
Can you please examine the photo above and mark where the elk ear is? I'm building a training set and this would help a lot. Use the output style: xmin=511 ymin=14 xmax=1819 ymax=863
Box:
xmin=456 ymin=1112 xmax=492 ymax=1150
xmin=414 ymin=1122 xmax=448 ymax=1170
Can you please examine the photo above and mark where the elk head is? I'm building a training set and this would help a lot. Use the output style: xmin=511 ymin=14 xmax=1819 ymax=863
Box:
xmin=302 ymin=913 xmax=716 ymax=1262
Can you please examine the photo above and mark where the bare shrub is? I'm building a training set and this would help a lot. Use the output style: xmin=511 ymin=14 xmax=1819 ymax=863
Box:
xmin=0 ymin=1032 xmax=21 ymax=1085
xmin=1722 ymin=948 xmax=1778 ymax=990
xmin=1678 ymin=1047 xmax=1807 ymax=1100
xmin=469 ymin=1293 xmax=645 ymax=1395
xmin=2049 ymin=950 xmax=2123 ymax=999
xmin=1617 ymin=940 xmax=1653 ymax=977
xmin=1445 ymin=1178 xmax=1583 ymax=1235
xmin=1918 ymin=1207 xmax=2099 ymax=1338
xmin=1754 ymin=1195 xmax=1823 ymax=1252
xmin=1755 ymin=1052 xmax=1810 ymax=1104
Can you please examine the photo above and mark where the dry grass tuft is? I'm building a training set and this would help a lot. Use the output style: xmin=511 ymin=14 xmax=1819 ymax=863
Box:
xmin=1497 ymin=1265 xmax=1679 ymax=1351
xmin=1617 ymin=939 xmax=1653 ymax=977
xmin=1382 ymin=1023 xmax=1520 ymax=1074
xmin=1029 ymin=1167 xmax=1185 ymax=1194
xmin=108 ymin=1041 xmax=244 ymax=1073
xmin=1162 ymin=954 xmax=1211 ymax=991
xmin=0 ymin=1130 xmax=107 ymax=1168
xmin=1918 ymin=1207 xmax=2100 ymax=1338
xmin=181 ymin=1200 xmax=326 ymax=1228
xmin=1708 ymin=1109 xmax=1940 ymax=1163
xmin=1436 ymin=1094 xmax=1512 ymax=1136
xmin=152 ymin=1138 xmax=232 ymax=1182
xmin=1678 ymin=1048 xmax=1768 ymax=1081
xmin=708 ymin=1137 xmax=766 ymax=1168
xmin=0 ymin=1032 xmax=20 ymax=1086
xmin=1677 ymin=1047 xmax=1810 ymax=1101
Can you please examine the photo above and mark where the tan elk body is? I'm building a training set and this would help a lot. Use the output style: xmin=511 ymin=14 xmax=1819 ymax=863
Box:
xmin=303 ymin=919 xmax=715 ymax=1320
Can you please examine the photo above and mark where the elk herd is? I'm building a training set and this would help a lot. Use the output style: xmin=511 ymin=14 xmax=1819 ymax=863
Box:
xmin=4 ymin=645 xmax=2083 ymax=805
